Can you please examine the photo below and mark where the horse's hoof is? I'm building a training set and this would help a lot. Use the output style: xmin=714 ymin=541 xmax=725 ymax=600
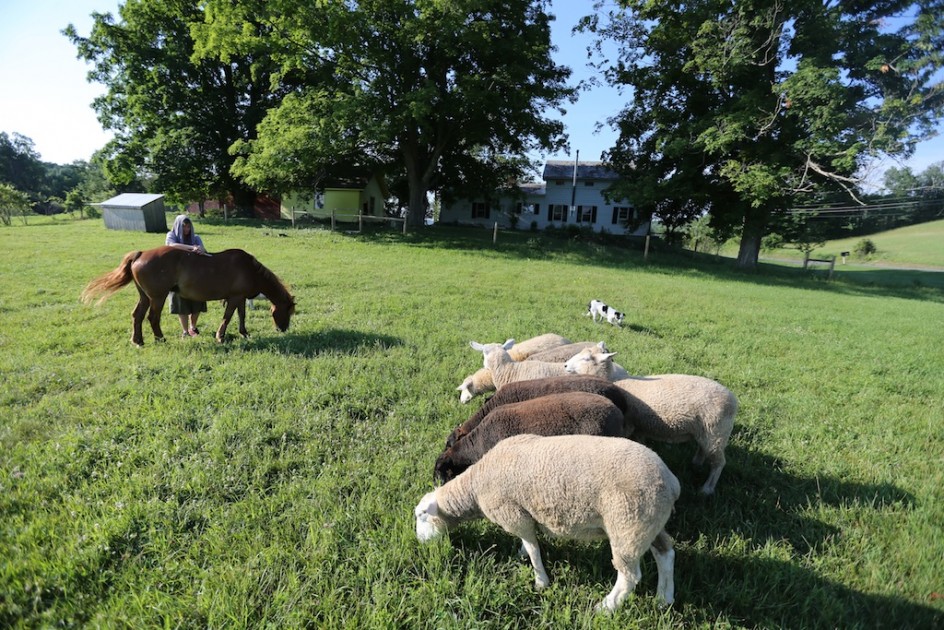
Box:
xmin=155 ymin=337 xmax=166 ymax=343
xmin=216 ymin=336 xmax=226 ymax=343
xmin=131 ymin=339 xmax=144 ymax=347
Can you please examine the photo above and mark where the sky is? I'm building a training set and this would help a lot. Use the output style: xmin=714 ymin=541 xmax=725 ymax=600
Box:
xmin=1 ymin=0 xmax=940 ymax=188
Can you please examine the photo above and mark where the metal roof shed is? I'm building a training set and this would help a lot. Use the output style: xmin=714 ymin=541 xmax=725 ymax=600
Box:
xmin=99 ymin=193 xmax=167 ymax=233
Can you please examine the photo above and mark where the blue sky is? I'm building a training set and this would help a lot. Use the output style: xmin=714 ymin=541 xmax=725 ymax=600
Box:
xmin=1 ymin=0 xmax=940 ymax=189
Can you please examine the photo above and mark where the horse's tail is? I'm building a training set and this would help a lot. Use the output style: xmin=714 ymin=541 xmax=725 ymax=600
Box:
xmin=80 ymin=250 xmax=142 ymax=305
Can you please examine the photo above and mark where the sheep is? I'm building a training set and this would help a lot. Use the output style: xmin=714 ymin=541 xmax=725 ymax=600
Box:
xmin=455 ymin=341 xmax=598 ymax=404
xmin=611 ymin=374 xmax=738 ymax=495
xmin=444 ymin=374 xmax=630 ymax=448
xmin=468 ymin=339 xmax=612 ymax=392
xmin=563 ymin=342 xmax=632 ymax=381
xmin=434 ymin=391 xmax=627 ymax=483
xmin=415 ymin=433 xmax=680 ymax=612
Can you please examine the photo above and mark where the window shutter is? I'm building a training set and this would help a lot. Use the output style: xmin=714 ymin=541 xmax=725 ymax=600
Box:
xmin=548 ymin=205 xmax=553 ymax=221
xmin=591 ymin=206 xmax=597 ymax=223
xmin=612 ymin=208 xmax=618 ymax=224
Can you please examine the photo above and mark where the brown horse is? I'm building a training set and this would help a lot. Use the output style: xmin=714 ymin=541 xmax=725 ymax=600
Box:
xmin=82 ymin=246 xmax=296 ymax=346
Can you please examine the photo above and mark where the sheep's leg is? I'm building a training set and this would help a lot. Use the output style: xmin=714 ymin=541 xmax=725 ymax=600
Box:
xmin=650 ymin=530 xmax=676 ymax=607
xmin=519 ymin=536 xmax=550 ymax=590
xmin=597 ymin=561 xmax=640 ymax=612
xmin=699 ymin=449 xmax=726 ymax=495
xmin=692 ymin=445 xmax=707 ymax=467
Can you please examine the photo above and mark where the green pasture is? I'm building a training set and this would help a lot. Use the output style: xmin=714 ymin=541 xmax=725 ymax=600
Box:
xmin=1 ymin=216 xmax=942 ymax=628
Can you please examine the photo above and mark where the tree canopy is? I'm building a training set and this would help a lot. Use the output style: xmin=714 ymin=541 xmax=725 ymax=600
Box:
xmin=64 ymin=0 xmax=297 ymax=215
xmin=586 ymin=0 xmax=944 ymax=268
xmin=195 ymin=0 xmax=575 ymax=226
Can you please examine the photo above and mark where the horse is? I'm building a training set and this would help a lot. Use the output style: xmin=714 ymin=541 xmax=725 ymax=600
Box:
xmin=81 ymin=246 xmax=296 ymax=346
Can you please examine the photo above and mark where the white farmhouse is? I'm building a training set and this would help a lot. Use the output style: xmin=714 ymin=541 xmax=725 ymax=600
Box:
xmin=438 ymin=160 xmax=648 ymax=235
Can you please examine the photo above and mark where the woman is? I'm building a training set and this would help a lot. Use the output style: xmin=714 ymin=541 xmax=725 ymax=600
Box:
xmin=165 ymin=214 xmax=210 ymax=337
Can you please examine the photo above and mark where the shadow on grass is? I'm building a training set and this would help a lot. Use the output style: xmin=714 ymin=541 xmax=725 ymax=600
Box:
xmin=216 ymin=328 xmax=403 ymax=357
xmin=444 ymin=442 xmax=936 ymax=627
xmin=338 ymin=225 xmax=944 ymax=303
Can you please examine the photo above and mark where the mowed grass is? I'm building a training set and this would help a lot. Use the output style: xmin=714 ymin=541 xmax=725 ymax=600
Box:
xmin=1 ymin=216 xmax=942 ymax=628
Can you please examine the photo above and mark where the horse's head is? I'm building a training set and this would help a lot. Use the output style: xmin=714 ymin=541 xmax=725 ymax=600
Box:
xmin=271 ymin=297 xmax=296 ymax=332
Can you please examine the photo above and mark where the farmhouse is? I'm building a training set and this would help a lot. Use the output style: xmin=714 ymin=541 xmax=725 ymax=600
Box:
xmin=438 ymin=160 xmax=649 ymax=235
xmin=280 ymin=170 xmax=391 ymax=223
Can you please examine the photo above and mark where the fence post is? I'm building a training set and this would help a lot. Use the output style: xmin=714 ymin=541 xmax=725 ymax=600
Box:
xmin=803 ymin=251 xmax=810 ymax=270
xmin=493 ymin=221 xmax=498 ymax=244
xmin=828 ymin=256 xmax=835 ymax=280
xmin=291 ymin=206 xmax=296 ymax=229
xmin=359 ymin=213 xmax=363 ymax=233
xmin=402 ymin=216 xmax=407 ymax=235
xmin=644 ymin=234 xmax=651 ymax=260
xmin=331 ymin=211 xmax=336 ymax=231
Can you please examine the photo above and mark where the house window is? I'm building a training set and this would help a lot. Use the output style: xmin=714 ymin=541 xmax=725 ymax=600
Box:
xmin=576 ymin=205 xmax=597 ymax=223
xmin=554 ymin=180 xmax=566 ymax=186
xmin=547 ymin=204 xmax=568 ymax=222
xmin=516 ymin=202 xmax=540 ymax=214
xmin=612 ymin=206 xmax=635 ymax=225
xmin=472 ymin=202 xmax=490 ymax=219
xmin=584 ymin=180 xmax=595 ymax=186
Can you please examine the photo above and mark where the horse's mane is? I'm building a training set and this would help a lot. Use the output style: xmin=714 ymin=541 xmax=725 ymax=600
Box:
xmin=252 ymin=256 xmax=293 ymax=303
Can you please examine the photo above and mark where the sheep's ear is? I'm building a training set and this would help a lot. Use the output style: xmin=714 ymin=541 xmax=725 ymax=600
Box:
xmin=502 ymin=338 xmax=516 ymax=350
xmin=596 ymin=341 xmax=608 ymax=350
xmin=601 ymin=351 xmax=618 ymax=360
xmin=470 ymin=341 xmax=484 ymax=352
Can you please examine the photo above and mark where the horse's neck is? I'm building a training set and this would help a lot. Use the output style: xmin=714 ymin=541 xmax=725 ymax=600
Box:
xmin=257 ymin=267 xmax=288 ymax=303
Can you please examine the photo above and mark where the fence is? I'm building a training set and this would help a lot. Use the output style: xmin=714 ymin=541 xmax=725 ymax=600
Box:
xmin=803 ymin=252 xmax=836 ymax=279
xmin=289 ymin=208 xmax=407 ymax=234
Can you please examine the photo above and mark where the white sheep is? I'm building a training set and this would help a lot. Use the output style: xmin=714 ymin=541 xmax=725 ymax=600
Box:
xmin=612 ymin=373 xmax=738 ymax=495
xmin=563 ymin=342 xmax=631 ymax=380
xmin=455 ymin=341 xmax=597 ymax=404
xmin=455 ymin=334 xmax=570 ymax=403
xmin=469 ymin=340 xmax=596 ymax=390
xmin=415 ymin=433 xmax=680 ymax=612
xmin=565 ymin=344 xmax=737 ymax=494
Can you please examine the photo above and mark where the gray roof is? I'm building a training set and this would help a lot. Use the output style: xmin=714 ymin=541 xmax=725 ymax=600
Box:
xmin=543 ymin=160 xmax=619 ymax=182
xmin=98 ymin=193 xmax=164 ymax=208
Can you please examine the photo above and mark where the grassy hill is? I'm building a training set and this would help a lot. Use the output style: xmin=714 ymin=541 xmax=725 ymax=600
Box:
xmin=760 ymin=218 xmax=944 ymax=269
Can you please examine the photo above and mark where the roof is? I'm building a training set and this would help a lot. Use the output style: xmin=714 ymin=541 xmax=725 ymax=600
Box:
xmin=543 ymin=160 xmax=619 ymax=182
xmin=98 ymin=193 xmax=165 ymax=208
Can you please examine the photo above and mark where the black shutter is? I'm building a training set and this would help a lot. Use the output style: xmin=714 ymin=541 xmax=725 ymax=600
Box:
xmin=591 ymin=206 xmax=597 ymax=224
xmin=612 ymin=208 xmax=618 ymax=224
xmin=548 ymin=205 xmax=553 ymax=221
xmin=485 ymin=204 xmax=490 ymax=219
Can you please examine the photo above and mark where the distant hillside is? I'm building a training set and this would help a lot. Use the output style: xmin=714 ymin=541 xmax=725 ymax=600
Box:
xmin=810 ymin=219 xmax=944 ymax=268
xmin=750 ymin=218 xmax=944 ymax=269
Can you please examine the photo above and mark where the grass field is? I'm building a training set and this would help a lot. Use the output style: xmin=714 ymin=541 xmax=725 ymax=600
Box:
xmin=1 ymin=215 xmax=942 ymax=628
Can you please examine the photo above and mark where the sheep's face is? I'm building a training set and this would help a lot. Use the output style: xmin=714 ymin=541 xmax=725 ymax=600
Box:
xmin=470 ymin=339 xmax=515 ymax=370
xmin=564 ymin=343 xmax=615 ymax=376
xmin=457 ymin=377 xmax=475 ymax=404
xmin=415 ymin=492 xmax=447 ymax=542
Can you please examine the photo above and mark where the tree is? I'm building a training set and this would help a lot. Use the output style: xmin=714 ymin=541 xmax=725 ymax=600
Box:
xmin=64 ymin=0 xmax=296 ymax=215
xmin=586 ymin=0 xmax=944 ymax=269
xmin=0 ymin=132 xmax=44 ymax=195
xmin=0 ymin=183 xmax=33 ymax=226
xmin=197 ymin=0 xmax=575 ymax=227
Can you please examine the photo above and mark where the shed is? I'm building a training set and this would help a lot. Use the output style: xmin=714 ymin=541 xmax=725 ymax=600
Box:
xmin=98 ymin=193 xmax=167 ymax=233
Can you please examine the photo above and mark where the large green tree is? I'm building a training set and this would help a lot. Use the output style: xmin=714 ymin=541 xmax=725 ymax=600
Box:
xmin=65 ymin=0 xmax=297 ymax=215
xmin=586 ymin=0 xmax=944 ymax=268
xmin=196 ymin=0 xmax=574 ymax=227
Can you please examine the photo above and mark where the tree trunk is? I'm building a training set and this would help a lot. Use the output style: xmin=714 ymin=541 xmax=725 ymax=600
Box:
xmin=403 ymin=150 xmax=430 ymax=228
xmin=736 ymin=211 xmax=766 ymax=269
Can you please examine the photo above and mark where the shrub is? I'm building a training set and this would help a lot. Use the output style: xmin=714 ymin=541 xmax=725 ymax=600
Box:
xmin=854 ymin=238 xmax=877 ymax=257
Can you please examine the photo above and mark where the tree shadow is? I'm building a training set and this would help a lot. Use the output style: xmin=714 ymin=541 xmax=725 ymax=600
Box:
xmin=344 ymin=225 xmax=944 ymax=303
xmin=215 ymin=328 xmax=403 ymax=357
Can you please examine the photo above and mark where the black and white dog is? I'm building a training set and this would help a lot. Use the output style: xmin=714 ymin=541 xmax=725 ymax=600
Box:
xmin=586 ymin=299 xmax=625 ymax=327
